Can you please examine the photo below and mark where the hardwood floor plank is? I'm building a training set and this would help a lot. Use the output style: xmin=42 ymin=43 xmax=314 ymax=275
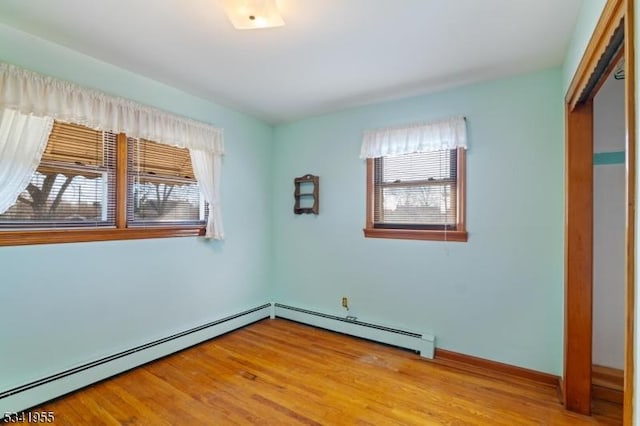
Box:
xmin=25 ymin=319 xmax=621 ymax=425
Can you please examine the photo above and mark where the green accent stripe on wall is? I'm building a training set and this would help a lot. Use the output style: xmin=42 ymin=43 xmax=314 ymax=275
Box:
xmin=594 ymin=151 xmax=625 ymax=165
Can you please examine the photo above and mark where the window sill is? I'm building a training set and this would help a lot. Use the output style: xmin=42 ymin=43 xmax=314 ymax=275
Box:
xmin=0 ymin=226 xmax=205 ymax=247
xmin=363 ymin=227 xmax=468 ymax=242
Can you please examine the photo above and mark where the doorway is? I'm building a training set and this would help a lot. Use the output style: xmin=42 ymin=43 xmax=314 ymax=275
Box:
xmin=592 ymin=57 xmax=626 ymax=405
xmin=564 ymin=0 xmax=635 ymax=423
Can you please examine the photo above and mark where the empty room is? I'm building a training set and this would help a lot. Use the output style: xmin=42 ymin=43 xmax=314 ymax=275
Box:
xmin=0 ymin=0 xmax=638 ymax=424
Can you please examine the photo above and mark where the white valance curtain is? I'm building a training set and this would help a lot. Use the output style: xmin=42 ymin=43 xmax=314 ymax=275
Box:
xmin=0 ymin=62 xmax=224 ymax=239
xmin=0 ymin=63 xmax=223 ymax=153
xmin=360 ymin=116 xmax=467 ymax=158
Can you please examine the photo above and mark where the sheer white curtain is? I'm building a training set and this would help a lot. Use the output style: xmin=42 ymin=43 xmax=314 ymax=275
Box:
xmin=0 ymin=62 xmax=226 ymax=238
xmin=0 ymin=109 xmax=53 ymax=214
xmin=360 ymin=116 xmax=467 ymax=158
xmin=190 ymin=149 xmax=224 ymax=240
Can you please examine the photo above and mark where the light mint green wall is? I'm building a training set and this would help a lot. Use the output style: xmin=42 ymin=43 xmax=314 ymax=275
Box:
xmin=272 ymin=68 xmax=564 ymax=374
xmin=0 ymin=24 xmax=273 ymax=390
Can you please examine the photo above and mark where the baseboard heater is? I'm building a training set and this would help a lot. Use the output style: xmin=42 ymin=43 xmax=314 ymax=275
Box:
xmin=273 ymin=303 xmax=435 ymax=359
xmin=0 ymin=303 xmax=271 ymax=414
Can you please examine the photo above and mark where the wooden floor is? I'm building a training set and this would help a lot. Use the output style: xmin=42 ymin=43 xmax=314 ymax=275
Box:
xmin=30 ymin=319 xmax=621 ymax=425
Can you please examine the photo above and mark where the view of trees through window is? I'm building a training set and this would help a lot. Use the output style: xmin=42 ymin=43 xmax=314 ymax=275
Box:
xmin=131 ymin=179 xmax=203 ymax=223
xmin=0 ymin=121 xmax=206 ymax=229
xmin=0 ymin=170 xmax=109 ymax=224
xmin=128 ymin=137 xmax=205 ymax=225
xmin=380 ymin=185 xmax=455 ymax=225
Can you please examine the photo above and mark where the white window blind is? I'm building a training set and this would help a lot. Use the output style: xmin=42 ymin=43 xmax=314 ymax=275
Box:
xmin=374 ymin=150 xmax=457 ymax=229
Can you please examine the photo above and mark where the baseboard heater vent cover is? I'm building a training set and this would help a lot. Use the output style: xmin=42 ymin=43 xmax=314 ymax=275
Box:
xmin=273 ymin=303 xmax=434 ymax=358
xmin=0 ymin=303 xmax=271 ymax=414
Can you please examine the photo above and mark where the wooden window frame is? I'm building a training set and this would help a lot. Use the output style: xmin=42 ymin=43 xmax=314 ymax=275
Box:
xmin=0 ymin=133 xmax=205 ymax=247
xmin=363 ymin=147 xmax=468 ymax=242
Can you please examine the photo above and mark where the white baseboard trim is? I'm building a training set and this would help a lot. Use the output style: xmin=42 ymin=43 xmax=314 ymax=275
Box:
xmin=0 ymin=304 xmax=271 ymax=414
xmin=273 ymin=303 xmax=435 ymax=359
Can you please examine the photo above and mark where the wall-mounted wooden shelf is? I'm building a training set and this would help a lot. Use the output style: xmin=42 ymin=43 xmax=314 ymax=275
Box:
xmin=294 ymin=174 xmax=319 ymax=215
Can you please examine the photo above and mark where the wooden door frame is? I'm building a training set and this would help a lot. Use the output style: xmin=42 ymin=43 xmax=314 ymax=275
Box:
xmin=564 ymin=0 xmax=635 ymax=422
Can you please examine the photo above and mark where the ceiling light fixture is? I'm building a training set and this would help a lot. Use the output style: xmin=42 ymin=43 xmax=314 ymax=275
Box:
xmin=219 ymin=0 xmax=285 ymax=30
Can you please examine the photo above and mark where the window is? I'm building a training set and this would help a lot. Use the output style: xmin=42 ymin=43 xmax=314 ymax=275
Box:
xmin=0 ymin=122 xmax=116 ymax=227
xmin=0 ymin=63 xmax=223 ymax=246
xmin=0 ymin=121 xmax=206 ymax=246
xmin=128 ymin=138 xmax=206 ymax=226
xmin=364 ymin=147 xmax=467 ymax=242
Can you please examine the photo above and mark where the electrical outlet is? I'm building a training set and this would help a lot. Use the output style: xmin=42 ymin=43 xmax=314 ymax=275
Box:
xmin=341 ymin=297 xmax=349 ymax=310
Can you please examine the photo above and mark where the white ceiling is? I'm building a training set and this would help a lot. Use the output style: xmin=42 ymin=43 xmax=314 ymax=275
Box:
xmin=0 ymin=0 xmax=582 ymax=124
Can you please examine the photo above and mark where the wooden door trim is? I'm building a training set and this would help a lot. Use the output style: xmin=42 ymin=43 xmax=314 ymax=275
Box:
xmin=564 ymin=100 xmax=594 ymax=415
xmin=623 ymin=1 xmax=636 ymax=424
xmin=566 ymin=0 xmax=625 ymax=109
